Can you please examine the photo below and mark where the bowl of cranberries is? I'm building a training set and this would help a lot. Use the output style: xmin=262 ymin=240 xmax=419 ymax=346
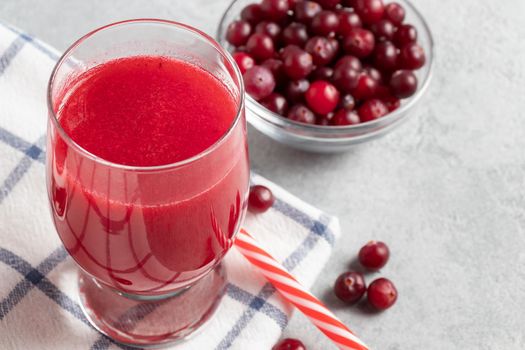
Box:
xmin=217 ymin=0 xmax=434 ymax=152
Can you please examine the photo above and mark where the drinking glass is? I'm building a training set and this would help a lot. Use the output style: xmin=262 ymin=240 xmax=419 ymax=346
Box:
xmin=46 ymin=19 xmax=249 ymax=347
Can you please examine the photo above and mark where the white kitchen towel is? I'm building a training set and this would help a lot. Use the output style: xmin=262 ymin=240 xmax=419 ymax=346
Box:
xmin=0 ymin=23 xmax=339 ymax=350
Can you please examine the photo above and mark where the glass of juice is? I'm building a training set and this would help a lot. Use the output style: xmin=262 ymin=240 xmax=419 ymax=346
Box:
xmin=46 ymin=19 xmax=249 ymax=347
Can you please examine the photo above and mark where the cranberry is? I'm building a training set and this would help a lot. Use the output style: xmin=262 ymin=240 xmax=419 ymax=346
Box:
xmin=358 ymin=98 xmax=388 ymax=121
xmin=311 ymin=10 xmax=340 ymax=36
xmin=384 ymin=2 xmax=405 ymax=25
xmin=332 ymin=108 xmax=360 ymax=125
xmin=343 ymin=28 xmax=375 ymax=58
xmin=400 ymin=43 xmax=426 ymax=69
xmin=363 ymin=65 xmax=382 ymax=82
xmin=332 ymin=63 xmax=360 ymax=93
xmin=312 ymin=66 xmax=334 ymax=80
xmin=373 ymin=41 xmax=398 ymax=71
xmin=241 ymin=4 xmax=265 ymax=25
xmin=285 ymin=79 xmax=310 ymax=102
xmin=226 ymin=20 xmax=252 ymax=47
xmin=334 ymin=271 xmax=366 ymax=303
xmin=233 ymin=52 xmax=255 ymax=74
xmin=389 ymin=69 xmax=418 ymax=98
xmin=288 ymin=104 xmax=316 ymax=124
xmin=282 ymin=22 xmax=309 ymax=46
xmin=262 ymin=58 xmax=286 ymax=84
xmin=305 ymin=36 xmax=337 ymax=66
xmin=317 ymin=0 xmax=341 ymax=10
xmin=261 ymin=92 xmax=289 ymax=115
xmin=261 ymin=0 xmax=290 ymax=21
xmin=305 ymin=80 xmax=340 ymax=114
xmin=394 ymin=24 xmax=417 ymax=47
xmin=281 ymin=45 xmax=314 ymax=79
xmin=358 ymin=240 xmax=390 ymax=269
xmin=367 ymin=278 xmax=398 ymax=310
xmin=294 ymin=1 xmax=322 ymax=25
xmin=246 ymin=33 xmax=275 ymax=61
xmin=383 ymin=95 xmax=401 ymax=111
xmin=272 ymin=338 xmax=306 ymax=350
xmin=328 ymin=37 xmax=340 ymax=54
xmin=335 ymin=55 xmax=363 ymax=71
xmin=370 ymin=19 xmax=395 ymax=41
xmin=352 ymin=73 xmax=378 ymax=100
xmin=243 ymin=65 xmax=276 ymax=101
xmin=338 ymin=10 xmax=362 ymax=36
xmin=255 ymin=21 xmax=282 ymax=42
xmin=340 ymin=93 xmax=356 ymax=110
xmin=354 ymin=0 xmax=385 ymax=24
xmin=248 ymin=185 xmax=275 ymax=213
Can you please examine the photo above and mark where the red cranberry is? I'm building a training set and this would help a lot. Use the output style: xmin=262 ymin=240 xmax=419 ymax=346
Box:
xmin=332 ymin=63 xmax=360 ymax=93
xmin=354 ymin=0 xmax=385 ymax=24
xmin=282 ymin=22 xmax=309 ymax=46
xmin=241 ymin=4 xmax=265 ymax=25
xmin=358 ymin=240 xmax=390 ymax=269
xmin=288 ymin=104 xmax=316 ymax=124
xmin=332 ymin=108 xmax=360 ymax=125
xmin=305 ymin=36 xmax=337 ymax=66
xmin=261 ymin=92 xmax=289 ymax=115
xmin=382 ymin=95 xmax=401 ymax=111
xmin=317 ymin=0 xmax=341 ymax=9
xmin=358 ymin=98 xmax=388 ymax=121
xmin=248 ymin=185 xmax=275 ymax=213
xmin=294 ymin=1 xmax=322 ymax=25
xmin=390 ymin=69 xmax=418 ymax=98
xmin=370 ymin=19 xmax=395 ymax=41
xmin=312 ymin=66 xmax=334 ymax=80
xmin=255 ymin=21 xmax=282 ymax=42
xmin=285 ymin=79 xmax=310 ymax=102
xmin=272 ymin=338 xmax=306 ymax=350
xmin=261 ymin=0 xmax=290 ymax=21
xmin=334 ymin=271 xmax=366 ymax=303
xmin=367 ymin=278 xmax=398 ymax=310
xmin=305 ymin=80 xmax=340 ymax=114
xmin=338 ymin=10 xmax=362 ymax=36
xmin=328 ymin=37 xmax=340 ymax=54
xmin=262 ymin=58 xmax=286 ymax=85
xmin=394 ymin=24 xmax=417 ymax=47
xmin=233 ymin=52 xmax=255 ymax=74
xmin=373 ymin=41 xmax=398 ymax=71
xmin=343 ymin=28 xmax=375 ymax=58
xmin=246 ymin=33 xmax=275 ymax=61
xmin=243 ymin=65 xmax=276 ymax=101
xmin=384 ymin=2 xmax=405 ymax=25
xmin=400 ymin=43 xmax=426 ymax=69
xmin=352 ymin=73 xmax=378 ymax=100
xmin=311 ymin=10 xmax=340 ymax=36
xmin=281 ymin=45 xmax=314 ymax=79
xmin=340 ymin=93 xmax=356 ymax=110
xmin=335 ymin=55 xmax=363 ymax=71
xmin=226 ymin=20 xmax=252 ymax=47
xmin=363 ymin=65 xmax=382 ymax=82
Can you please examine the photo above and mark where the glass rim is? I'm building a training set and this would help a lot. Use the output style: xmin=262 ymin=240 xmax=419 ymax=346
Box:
xmin=47 ymin=18 xmax=245 ymax=172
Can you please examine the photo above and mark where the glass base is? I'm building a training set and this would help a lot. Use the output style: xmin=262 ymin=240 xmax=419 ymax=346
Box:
xmin=78 ymin=264 xmax=227 ymax=348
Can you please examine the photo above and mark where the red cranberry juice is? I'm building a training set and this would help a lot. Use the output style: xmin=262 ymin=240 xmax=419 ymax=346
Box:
xmin=48 ymin=56 xmax=249 ymax=295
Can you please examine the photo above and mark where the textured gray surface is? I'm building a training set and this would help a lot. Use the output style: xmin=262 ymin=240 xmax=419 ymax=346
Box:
xmin=1 ymin=0 xmax=525 ymax=349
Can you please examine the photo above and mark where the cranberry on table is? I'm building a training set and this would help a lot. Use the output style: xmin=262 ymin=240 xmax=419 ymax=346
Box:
xmin=281 ymin=45 xmax=314 ymax=79
xmin=246 ymin=33 xmax=275 ymax=61
xmin=394 ymin=24 xmax=417 ymax=47
xmin=272 ymin=338 xmax=306 ymax=350
xmin=262 ymin=58 xmax=286 ymax=84
xmin=340 ymin=93 xmax=356 ymax=110
xmin=370 ymin=19 xmax=396 ymax=41
xmin=233 ymin=52 xmax=255 ymax=74
xmin=255 ymin=21 xmax=282 ymax=42
xmin=282 ymin=22 xmax=309 ymax=46
xmin=343 ymin=28 xmax=375 ymax=58
xmin=261 ymin=0 xmax=290 ymax=21
xmin=332 ymin=109 xmax=360 ymax=125
xmin=305 ymin=36 xmax=337 ymax=66
xmin=305 ymin=80 xmax=340 ymax=115
xmin=384 ymin=2 xmax=405 ymax=25
xmin=332 ymin=63 xmax=360 ymax=93
xmin=311 ymin=10 xmax=340 ymax=36
xmin=243 ymin=65 xmax=276 ymax=101
xmin=311 ymin=66 xmax=334 ymax=80
xmin=373 ymin=41 xmax=399 ymax=71
xmin=400 ymin=42 xmax=426 ymax=69
xmin=285 ymin=78 xmax=310 ymax=102
xmin=358 ymin=240 xmax=390 ymax=269
xmin=241 ymin=4 xmax=265 ymax=25
xmin=334 ymin=271 xmax=366 ymax=303
xmin=352 ymin=73 xmax=378 ymax=100
xmin=367 ymin=278 xmax=398 ymax=310
xmin=294 ymin=1 xmax=322 ymax=25
xmin=390 ymin=69 xmax=418 ymax=98
xmin=287 ymin=104 xmax=316 ymax=124
xmin=354 ymin=0 xmax=385 ymax=24
xmin=261 ymin=92 xmax=289 ymax=115
xmin=226 ymin=20 xmax=252 ymax=47
xmin=248 ymin=185 xmax=275 ymax=213
xmin=338 ymin=10 xmax=362 ymax=36
xmin=358 ymin=98 xmax=388 ymax=121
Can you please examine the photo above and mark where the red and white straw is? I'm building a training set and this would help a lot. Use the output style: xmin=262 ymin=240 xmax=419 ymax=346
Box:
xmin=235 ymin=229 xmax=369 ymax=350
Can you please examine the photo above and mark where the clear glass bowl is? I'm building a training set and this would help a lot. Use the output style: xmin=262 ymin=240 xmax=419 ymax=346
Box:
xmin=217 ymin=0 xmax=434 ymax=152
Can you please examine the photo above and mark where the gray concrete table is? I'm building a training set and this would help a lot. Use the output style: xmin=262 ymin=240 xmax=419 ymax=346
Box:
xmin=2 ymin=0 xmax=525 ymax=349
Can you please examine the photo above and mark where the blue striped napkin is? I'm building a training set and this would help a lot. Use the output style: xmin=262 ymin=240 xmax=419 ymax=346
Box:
xmin=0 ymin=23 xmax=340 ymax=350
